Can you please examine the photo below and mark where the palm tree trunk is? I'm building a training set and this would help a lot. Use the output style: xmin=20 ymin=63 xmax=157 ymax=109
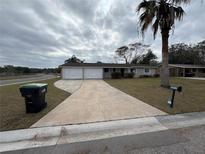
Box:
xmin=160 ymin=30 xmax=170 ymax=87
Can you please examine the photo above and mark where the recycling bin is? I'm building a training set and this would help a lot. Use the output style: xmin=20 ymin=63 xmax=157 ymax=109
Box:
xmin=19 ymin=83 xmax=48 ymax=113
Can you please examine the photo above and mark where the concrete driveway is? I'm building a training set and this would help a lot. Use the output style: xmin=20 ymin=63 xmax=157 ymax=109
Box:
xmin=32 ymin=80 xmax=166 ymax=127
xmin=54 ymin=80 xmax=82 ymax=93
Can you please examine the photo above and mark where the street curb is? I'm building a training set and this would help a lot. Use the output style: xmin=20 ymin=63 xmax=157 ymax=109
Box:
xmin=0 ymin=111 xmax=205 ymax=153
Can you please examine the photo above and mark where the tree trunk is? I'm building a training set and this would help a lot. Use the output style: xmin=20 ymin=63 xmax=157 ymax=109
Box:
xmin=160 ymin=30 xmax=170 ymax=87
xmin=124 ymin=56 xmax=128 ymax=64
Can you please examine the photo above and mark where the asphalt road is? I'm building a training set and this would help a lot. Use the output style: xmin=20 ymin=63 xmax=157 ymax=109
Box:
xmin=51 ymin=125 xmax=205 ymax=154
xmin=0 ymin=74 xmax=57 ymax=86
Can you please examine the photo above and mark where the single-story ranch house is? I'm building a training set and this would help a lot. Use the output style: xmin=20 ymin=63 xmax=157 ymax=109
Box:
xmin=169 ymin=64 xmax=205 ymax=77
xmin=60 ymin=63 xmax=205 ymax=79
xmin=61 ymin=63 xmax=158 ymax=79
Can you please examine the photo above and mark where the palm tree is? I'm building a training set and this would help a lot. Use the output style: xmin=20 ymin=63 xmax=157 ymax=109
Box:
xmin=137 ymin=0 xmax=190 ymax=87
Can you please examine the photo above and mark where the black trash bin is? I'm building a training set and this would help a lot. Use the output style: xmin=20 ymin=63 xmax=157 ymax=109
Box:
xmin=19 ymin=83 xmax=48 ymax=113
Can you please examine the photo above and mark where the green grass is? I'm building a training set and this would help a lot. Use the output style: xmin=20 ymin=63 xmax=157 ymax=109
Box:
xmin=0 ymin=78 xmax=70 ymax=131
xmin=105 ymin=78 xmax=205 ymax=114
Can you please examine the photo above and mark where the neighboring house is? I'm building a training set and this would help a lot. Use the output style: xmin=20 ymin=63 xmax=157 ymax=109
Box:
xmin=169 ymin=64 xmax=205 ymax=77
xmin=60 ymin=63 xmax=158 ymax=79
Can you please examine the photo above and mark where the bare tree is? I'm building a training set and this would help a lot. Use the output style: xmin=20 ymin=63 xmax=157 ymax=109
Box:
xmin=115 ymin=42 xmax=149 ymax=64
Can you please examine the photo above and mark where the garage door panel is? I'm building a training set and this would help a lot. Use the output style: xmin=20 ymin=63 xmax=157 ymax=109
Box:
xmin=63 ymin=68 xmax=83 ymax=79
xmin=84 ymin=68 xmax=103 ymax=79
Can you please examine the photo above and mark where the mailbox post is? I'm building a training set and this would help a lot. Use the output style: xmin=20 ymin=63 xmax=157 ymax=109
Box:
xmin=168 ymin=86 xmax=182 ymax=108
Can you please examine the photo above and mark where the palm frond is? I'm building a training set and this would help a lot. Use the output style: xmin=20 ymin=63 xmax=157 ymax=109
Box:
xmin=137 ymin=0 xmax=157 ymax=37
xmin=137 ymin=0 xmax=149 ymax=12
xmin=174 ymin=6 xmax=185 ymax=20
xmin=136 ymin=0 xmax=186 ymax=39
xmin=170 ymin=0 xmax=190 ymax=5
xmin=152 ymin=19 xmax=159 ymax=39
xmin=137 ymin=0 xmax=157 ymax=12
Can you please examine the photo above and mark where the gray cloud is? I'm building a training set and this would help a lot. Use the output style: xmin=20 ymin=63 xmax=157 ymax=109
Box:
xmin=0 ymin=0 xmax=204 ymax=67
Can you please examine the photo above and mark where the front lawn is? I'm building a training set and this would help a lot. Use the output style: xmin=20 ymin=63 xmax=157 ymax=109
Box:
xmin=0 ymin=78 xmax=70 ymax=131
xmin=105 ymin=78 xmax=205 ymax=114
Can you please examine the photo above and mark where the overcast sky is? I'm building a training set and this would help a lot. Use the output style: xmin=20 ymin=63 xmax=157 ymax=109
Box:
xmin=0 ymin=0 xmax=204 ymax=68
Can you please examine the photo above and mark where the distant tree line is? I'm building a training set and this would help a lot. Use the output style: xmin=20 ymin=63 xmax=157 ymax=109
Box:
xmin=0 ymin=65 xmax=60 ymax=76
xmin=169 ymin=40 xmax=205 ymax=65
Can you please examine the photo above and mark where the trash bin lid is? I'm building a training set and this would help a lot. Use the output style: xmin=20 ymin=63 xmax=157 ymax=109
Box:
xmin=20 ymin=83 xmax=48 ymax=89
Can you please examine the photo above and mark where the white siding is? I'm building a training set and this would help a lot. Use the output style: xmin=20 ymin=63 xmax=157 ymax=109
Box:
xmin=134 ymin=68 xmax=156 ymax=77
xmin=135 ymin=68 xmax=144 ymax=77
xmin=144 ymin=68 xmax=156 ymax=76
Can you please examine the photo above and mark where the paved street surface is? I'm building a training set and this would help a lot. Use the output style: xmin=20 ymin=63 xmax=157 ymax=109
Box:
xmin=32 ymin=80 xmax=166 ymax=127
xmin=0 ymin=74 xmax=56 ymax=86
xmin=1 ymin=112 xmax=205 ymax=154
xmin=53 ymin=125 xmax=205 ymax=154
xmin=128 ymin=125 xmax=205 ymax=154
xmin=34 ymin=125 xmax=205 ymax=154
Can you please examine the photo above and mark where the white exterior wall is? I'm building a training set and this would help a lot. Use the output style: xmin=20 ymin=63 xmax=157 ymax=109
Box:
xmin=134 ymin=69 xmax=144 ymax=77
xmin=134 ymin=68 xmax=156 ymax=77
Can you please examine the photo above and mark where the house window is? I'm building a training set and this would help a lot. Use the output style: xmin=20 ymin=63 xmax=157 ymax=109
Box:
xmin=145 ymin=68 xmax=149 ymax=73
xmin=104 ymin=68 xmax=109 ymax=72
xmin=113 ymin=68 xmax=116 ymax=72
xmin=131 ymin=69 xmax=134 ymax=73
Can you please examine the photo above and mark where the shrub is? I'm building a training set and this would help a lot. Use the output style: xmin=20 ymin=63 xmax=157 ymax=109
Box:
xmin=111 ymin=72 xmax=121 ymax=79
xmin=124 ymin=73 xmax=135 ymax=78
xmin=153 ymin=74 xmax=160 ymax=78
xmin=139 ymin=75 xmax=152 ymax=78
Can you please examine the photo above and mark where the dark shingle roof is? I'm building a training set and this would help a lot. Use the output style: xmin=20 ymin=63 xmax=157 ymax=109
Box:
xmin=61 ymin=63 xmax=158 ymax=68
xmin=169 ymin=64 xmax=205 ymax=69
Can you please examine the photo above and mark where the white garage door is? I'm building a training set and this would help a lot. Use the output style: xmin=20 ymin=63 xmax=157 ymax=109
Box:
xmin=84 ymin=68 xmax=103 ymax=79
xmin=62 ymin=68 xmax=83 ymax=79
